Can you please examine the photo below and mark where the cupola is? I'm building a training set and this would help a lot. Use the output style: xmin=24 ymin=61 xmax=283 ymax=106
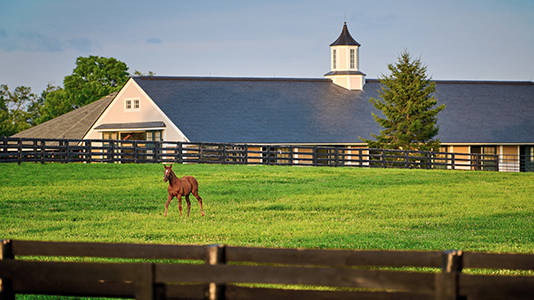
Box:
xmin=324 ymin=22 xmax=366 ymax=90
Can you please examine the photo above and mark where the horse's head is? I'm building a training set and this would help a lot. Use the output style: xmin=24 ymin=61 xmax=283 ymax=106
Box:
xmin=163 ymin=164 xmax=173 ymax=182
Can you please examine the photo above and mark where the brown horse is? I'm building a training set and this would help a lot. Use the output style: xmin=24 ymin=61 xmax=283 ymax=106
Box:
xmin=163 ymin=164 xmax=205 ymax=217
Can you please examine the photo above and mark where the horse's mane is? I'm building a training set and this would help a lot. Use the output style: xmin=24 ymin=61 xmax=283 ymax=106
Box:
xmin=168 ymin=168 xmax=178 ymax=180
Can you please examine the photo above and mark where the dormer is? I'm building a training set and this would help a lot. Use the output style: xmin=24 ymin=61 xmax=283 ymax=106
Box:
xmin=324 ymin=22 xmax=366 ymax=90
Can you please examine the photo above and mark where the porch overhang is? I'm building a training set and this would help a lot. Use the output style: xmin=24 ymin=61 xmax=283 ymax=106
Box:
xmin=94 ymin=121 xmax=166 ymax=132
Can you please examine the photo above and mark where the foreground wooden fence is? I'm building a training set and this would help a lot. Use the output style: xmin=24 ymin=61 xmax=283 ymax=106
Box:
xmin=1 ymin=137 xmax=501 ymax=171
xmin=1 ymin=240 xmax=533 ymax=300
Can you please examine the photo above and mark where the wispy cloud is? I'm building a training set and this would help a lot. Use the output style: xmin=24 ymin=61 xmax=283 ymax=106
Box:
xmin=64 ymin=37 xmax=100 ymax=52
xmin=0 ymin=29 xmax=100 ymax=53
xmin=0 ymin=30 xmax=63 ymax=52
xmin=146 ymin=37 xmax=162 ymax=44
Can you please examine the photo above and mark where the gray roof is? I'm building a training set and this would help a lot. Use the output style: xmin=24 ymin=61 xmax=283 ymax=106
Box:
xmin=434 ymin=81 xmax=534 ymax=144
xmin=134 ymin=77 xmax=380 ymax=144
xmin=133 ymin=76 xmax=534 ymax=144
xmin=13 ymin=92 xmax=116 ymax=140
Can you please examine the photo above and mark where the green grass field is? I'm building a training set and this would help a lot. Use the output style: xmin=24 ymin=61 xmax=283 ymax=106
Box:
xmin=1 ymin=163 xmax=533 ymax=254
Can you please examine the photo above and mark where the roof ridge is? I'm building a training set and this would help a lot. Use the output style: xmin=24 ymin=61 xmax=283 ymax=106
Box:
xmin=133 ymin=76 xmax=331 ymax=82
xmin=364 ymin=78 xmax=534 ymax=85
xmin=431 ymin=80 xmax=534 ymax=85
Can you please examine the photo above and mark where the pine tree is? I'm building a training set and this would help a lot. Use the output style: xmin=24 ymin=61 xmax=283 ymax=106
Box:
xmin=362 ymin=50 xmax=445 ymax=151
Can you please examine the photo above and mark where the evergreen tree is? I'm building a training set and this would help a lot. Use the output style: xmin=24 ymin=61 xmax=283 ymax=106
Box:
xmin=362 ymin=50 xmax=445 ymax=151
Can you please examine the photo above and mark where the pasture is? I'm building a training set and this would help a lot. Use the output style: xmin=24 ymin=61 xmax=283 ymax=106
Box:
xmin=1 ymin=163 xmax=533 ymax=254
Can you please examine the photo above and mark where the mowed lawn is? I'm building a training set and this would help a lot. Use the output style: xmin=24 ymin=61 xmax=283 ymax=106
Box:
xmin=1 ymin=163 xmax=533 ymax=254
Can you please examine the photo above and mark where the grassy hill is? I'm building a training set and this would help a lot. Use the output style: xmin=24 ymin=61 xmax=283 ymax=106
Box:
xmin=1 ymin=163 xmax=533 ymax=253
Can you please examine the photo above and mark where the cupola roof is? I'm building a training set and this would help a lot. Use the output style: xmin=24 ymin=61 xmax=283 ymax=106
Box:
xmin=330 ymin=22 xmax=360 ymax=46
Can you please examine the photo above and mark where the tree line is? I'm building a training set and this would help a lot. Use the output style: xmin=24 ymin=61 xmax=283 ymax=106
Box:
xmin=1 ymin=55 xmax=153 ymax=137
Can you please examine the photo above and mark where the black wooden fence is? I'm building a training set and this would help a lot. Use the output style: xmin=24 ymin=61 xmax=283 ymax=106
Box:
xmin=1 ymin=239 xmax=534 ymax=300
xmin=1 ymin=137 xmax=500 ymax=171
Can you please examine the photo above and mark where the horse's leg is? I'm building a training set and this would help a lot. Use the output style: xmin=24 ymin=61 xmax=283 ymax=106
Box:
xmin=185 ymin=195 xmax=192 ymax=217
xmin=192 ymin=189 xmax=205 ymax=217
xmin=177 ymin=194 xmax=183 ymax=217
xmin=164 ymin=194 xmax=173 ymax=218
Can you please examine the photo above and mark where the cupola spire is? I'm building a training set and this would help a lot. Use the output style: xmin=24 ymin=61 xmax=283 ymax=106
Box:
xmin=324 ymin=23 xmax=366 ymax=90
xmin=330 ymin=22 xmax=361 ymax=47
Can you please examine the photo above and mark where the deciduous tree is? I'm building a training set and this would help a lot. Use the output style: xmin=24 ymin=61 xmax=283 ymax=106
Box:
xmin=36 ymin=83 xmax=66 ymax=124
xmin=0 ymin=84 xmax=41 ymax=136
xmin=41 ymin=56 xmax=129 ymax=121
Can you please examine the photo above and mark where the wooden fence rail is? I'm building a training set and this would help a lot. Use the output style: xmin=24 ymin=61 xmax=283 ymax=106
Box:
xmin=0 ymin=137 xmax=502 ymax=171
xmin=1 ymin=240 xmax=533 ymax=300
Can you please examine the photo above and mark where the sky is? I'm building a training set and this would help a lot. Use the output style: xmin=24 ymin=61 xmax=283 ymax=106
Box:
xmin=1 ymin=0 xmax=533 ymax=94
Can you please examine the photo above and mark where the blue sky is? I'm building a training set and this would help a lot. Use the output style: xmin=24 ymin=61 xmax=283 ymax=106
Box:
xmin=1 ymin=0 xmax=533 ymax=94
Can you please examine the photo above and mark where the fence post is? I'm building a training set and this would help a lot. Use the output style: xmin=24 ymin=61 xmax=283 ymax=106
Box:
xmin=178 ymin=142 xmax=183 ymax=164
xmin=435 ymin=250 xmax=463 ymax=300
xmin=222 ymin=144 xmax=227 ymax=165
xmin=88 ymin=141 xmax=93 ymax=164
xmin=109 ymin=140 xmax=115 ymax=164
xmin=66 ymin=140 xmax=70 ymax=164
xmin=154 ymin=142 xmax=159 ymax=164
xmin=133 ymin=263 xmax=162 ymax=300
xmin=41 ymin=139 xmax=46 ymax=164
xmin=17 ymin=139 xmax=22 ymax=165
xmin=32 ymin=139 xmax=37 ymax=163
xmin=0 ymin=137 xmax=3 ymax=163
xmin=205 ymin=244 xmax=226 ymax=300
xmin=0 ymin=239 xmax=15 ymax=300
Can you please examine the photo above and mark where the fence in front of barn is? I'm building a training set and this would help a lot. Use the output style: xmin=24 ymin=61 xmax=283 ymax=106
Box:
xmin=0 ymin=136 xmax=510 ymax=171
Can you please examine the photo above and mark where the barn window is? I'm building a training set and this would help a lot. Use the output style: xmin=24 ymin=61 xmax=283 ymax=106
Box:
xmin=103 ymin=132 xmax=118 ymax=140
xmin=125 ymin=98 xmax=140 ymax=111
xmin=146 ymin=130 xmax=163 ymax=141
